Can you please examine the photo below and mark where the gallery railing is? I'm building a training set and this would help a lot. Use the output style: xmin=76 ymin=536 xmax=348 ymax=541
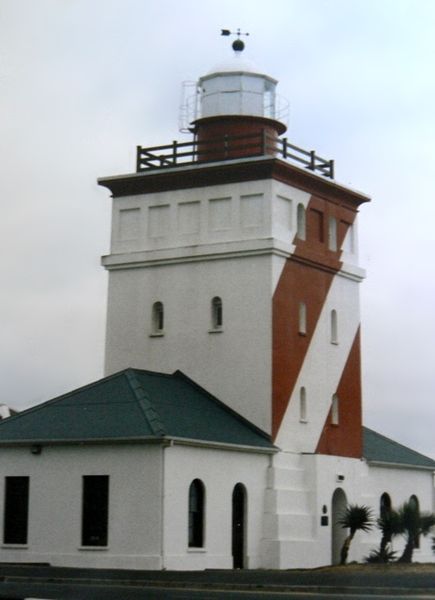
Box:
xmin=136 ymin=131 xmax=334 ymax=179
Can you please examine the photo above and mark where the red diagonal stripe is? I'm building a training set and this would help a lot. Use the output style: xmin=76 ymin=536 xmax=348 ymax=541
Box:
xmin=272 ymin=194 xmax=357 ymax=439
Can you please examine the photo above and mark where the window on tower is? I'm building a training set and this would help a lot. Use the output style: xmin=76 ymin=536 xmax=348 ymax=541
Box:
xmin=296 ymin=204 xmax=306 ymax=240
xmin=310 ymin=208 xmax=324 ymax=243
xmin=298 ymin=302 xmax=307 ymax=335
xmin=328 ymin=216 xmax=338 ymax=251
xmin=331 ymin=394 xmax=339 ymax=425
xmin=299 ymin=387 xmax=307 ymax=422
xmin=330 ymin=310 xmax=338 ymax=344
xmin=151 ymin=301 xmax=164 ymax=335
xmin=210 ymin=296 xmax=223 ymax=331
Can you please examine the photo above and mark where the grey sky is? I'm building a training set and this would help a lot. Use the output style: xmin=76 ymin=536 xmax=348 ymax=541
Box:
xmin=1 ymin=0 xmax=434 ymax=455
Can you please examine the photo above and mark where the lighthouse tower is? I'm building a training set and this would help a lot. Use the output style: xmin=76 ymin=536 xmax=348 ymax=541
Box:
xmin=99 ymin=38 xmax=369 ymax=461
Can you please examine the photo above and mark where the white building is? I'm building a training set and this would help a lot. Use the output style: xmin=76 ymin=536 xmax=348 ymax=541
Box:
xmin=0 ymin=40 xmax=434 ymax=570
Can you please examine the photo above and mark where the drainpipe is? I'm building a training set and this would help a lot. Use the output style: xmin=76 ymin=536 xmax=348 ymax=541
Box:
xmin=160 ymin=439 xmax=173 ymax=569
xmin=160 ymin=442 xmax=166 ymax=569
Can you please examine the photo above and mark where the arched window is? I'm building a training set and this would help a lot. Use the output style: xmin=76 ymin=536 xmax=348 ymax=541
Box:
xmin=298 ymin=302 xmax=307 ymax=335
xmin=211 ymin=296 xmax=223 ymax=329
xmin=152 ymin=301 xmax=164 ymax=334
xmin=380 ymin=493 xmax=392 ymax=518
xmin=328 ymin=216 xmax=337 ymax=251
xmin=188 ymin=479 xmax=205 ymax=548
xmin=299 ymin=387 xmax=307 ymax=422
xmin=330 ymin=310 xmax=338 ymax=344
xmin=232 ymin=483 xmax=247 ymax=569
xmin=331 ymin=394 xmax=339 ymax=425
xmin=409 ymin=495 xmax=420 ymax=549
xmin=297 ymin=204 xmax=306 ymax=240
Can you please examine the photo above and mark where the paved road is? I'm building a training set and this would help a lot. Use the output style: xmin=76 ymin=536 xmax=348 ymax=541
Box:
xmin=1 ymin=585 xmax=435 ymax=600
xmin=1 ymin=565 xmax=435 ymax=599
xmin=0 ymin=583 xmax=435 ymax=600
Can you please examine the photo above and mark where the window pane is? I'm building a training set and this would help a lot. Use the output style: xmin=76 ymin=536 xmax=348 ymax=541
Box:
xmin=4 ymin=476 xmax=29 ymax=544
xmin=298 ymin=302 xmax=307 ymax=335
xmin=82 ymin=475 xmax=109 ymax=547
xmin=297 ymin=204 xmax=306 ymax=240
xmin=188 ymin=479 xmax=204 ymax=548
xmin=212 ymin=297 xmax=223 ymax=329
xmin=152 ymin=302 xmax=164 ymax=332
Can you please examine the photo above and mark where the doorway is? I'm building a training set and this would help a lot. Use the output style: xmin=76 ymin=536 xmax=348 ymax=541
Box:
xmin=331 ymin=487 xmax=347 ymax=565
xmin=232 ymin=483 xmax=246 ymax=569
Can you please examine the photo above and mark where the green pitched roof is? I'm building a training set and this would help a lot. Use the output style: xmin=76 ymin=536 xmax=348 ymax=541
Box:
xmin=363 ymin=427 xmax=435 ymax=470
xmin=0 ymin=369 xmax=274 ymax=450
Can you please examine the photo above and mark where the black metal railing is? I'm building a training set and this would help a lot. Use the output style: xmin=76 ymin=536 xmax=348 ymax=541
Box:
xmin=136 ymin=131 xmax=334 ymax=179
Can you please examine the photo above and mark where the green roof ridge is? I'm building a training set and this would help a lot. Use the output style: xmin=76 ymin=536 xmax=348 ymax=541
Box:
xmin=363 ymin=426 xmax=435 ymax=468
xmin=125 ymin=370 xmax=166 ymax=436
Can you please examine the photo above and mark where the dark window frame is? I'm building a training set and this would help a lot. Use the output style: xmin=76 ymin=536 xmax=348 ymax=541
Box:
xmin=3 ymin=476 xmax=29 ymax=545
xmin=188 ymin=479 xmax=205 ymax=548
xmin=211 ymin=297 xmax=223 ymax=329
xmin=152 ymin=301 xmax=164 ymax=333
xmin=81 ymin=475 xmax=109 ymax=547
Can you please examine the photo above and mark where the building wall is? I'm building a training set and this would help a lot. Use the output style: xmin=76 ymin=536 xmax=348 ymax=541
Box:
xmin=263 ymin=453 xmax=435 ymax=569
xmin=0 ymin=441 xmax=432 ymax=570
xmin=362 ymin=463 xmax=435 ymax=563
xmin=0 ymin=442 xmax=271 ymax=570
xmin=0 ymin=444 xmax=164 ymax=569
xmin=162 ymin=444 xmax=270 ymax=570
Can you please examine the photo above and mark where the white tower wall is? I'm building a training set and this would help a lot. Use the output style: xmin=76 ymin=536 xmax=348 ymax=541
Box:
xmin=103 ymin=173 xmax=363 ymax=437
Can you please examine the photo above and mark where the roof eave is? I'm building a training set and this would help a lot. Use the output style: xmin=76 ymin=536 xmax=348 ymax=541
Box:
xmin=0 ymin=435 xmax=277 ymax=453
xmin=364 ymin=458 xmax=435 ymax=471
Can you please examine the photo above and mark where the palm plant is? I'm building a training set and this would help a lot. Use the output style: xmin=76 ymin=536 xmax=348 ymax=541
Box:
xmin=338 ymin=504 xmax=373 ymax=565
xmin=377 ymin=509 xmax=402 ymax=561
xmin=396 ymin=500 xmax=435 ymax=563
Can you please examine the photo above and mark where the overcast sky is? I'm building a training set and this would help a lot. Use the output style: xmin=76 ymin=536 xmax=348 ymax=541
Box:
xmin=1 ymin=0 xmax=434 ymax=456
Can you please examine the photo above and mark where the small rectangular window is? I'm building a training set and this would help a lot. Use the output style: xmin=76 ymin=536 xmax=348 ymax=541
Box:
xmin=331 ymin=395 xmax=339 ymax=425
xmin=328 ymin=216 xmax=337 ymax=251
xmin=309 ymin=209 xmax=324 ymax=243
xmin=82 ymin=475 xmax=109 ymax=547
xmin=298 ymin=302 xmax=307 ymax=335
xmin=3 ymin=476 xmax=29 ymax=544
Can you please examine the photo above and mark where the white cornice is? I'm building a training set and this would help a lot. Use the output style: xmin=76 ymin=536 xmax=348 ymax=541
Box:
xmin=102 ymin=238 xmax=294 ymax=270
xmin=102 ymin=240 xmax=365 ymax=282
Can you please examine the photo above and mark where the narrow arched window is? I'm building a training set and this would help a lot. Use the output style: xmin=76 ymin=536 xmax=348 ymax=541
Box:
xmin=188 ymin=479 xmax=205 ymax=548
xmin=299 ymin=387 xmax=307 ymax=422
xmin=152 ymin=301 xmax=164 ymax=334
xmin=380 ymin=493 xmax=392 ymax=518
xmin=330 ymin=310 xmax=338 ymax=344
xmin=297 ymin=204 xmax=306 ymax=240
xmin=409 ymin=495 xmax=420 ymax=549
xmin=331 ymin=394 xmax=339 ymax=425
xmin=211 ymin=297 xmax=223 ymax=329
xmin=328 ymin=216 xmax=338 ymax=251
xmin=298 ymin=302 xmax=307 ymax=335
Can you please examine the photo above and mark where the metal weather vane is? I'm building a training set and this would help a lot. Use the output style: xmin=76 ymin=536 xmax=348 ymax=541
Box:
xmin=221 ymin=28 xmax=250 ymax=52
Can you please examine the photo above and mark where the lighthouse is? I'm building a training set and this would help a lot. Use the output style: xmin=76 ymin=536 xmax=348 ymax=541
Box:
xmin=0 ymin=34 xmax=434 ymax=573
xmin=99 ymin=36 xmax=368 ymax=454
xmin=98 ymin=36 xmax=375 ymax=565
